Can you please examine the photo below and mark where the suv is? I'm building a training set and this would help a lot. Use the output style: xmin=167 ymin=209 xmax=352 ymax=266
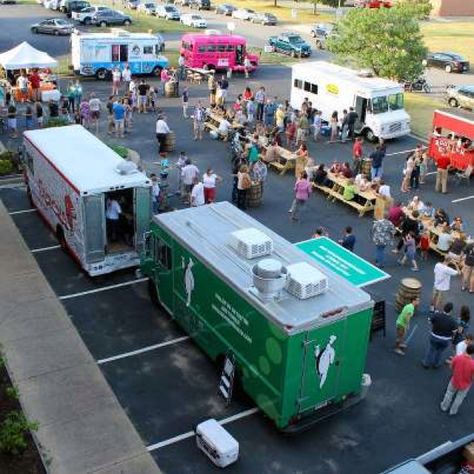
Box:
xmin=423 ymin=52 xmax=470 ymax=74
xmin=268 ymin=32 xmax=312 ymax=58
xmin=310 ymin=23 xmax=334 ymax=49
xmin=72 ymin=5 xmax=110 ymax=23
xmin=156 ymin=4 xmax=180 ymax=19
xmin=252 ymin=12 xmax=277 ymax=25
xmin=92 ymin=10 xmax=132 ymax=26
xmin=189 ymin=0 xmax=210 ymax=10
xmin=446 ymin=85 xmax=474 ymax=110
xmin=60 ymin=0 xmax=90 ymax=15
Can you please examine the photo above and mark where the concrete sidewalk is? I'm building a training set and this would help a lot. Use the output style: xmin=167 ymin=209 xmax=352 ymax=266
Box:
xmin=0 ymin=201 xmax=160 ymax=474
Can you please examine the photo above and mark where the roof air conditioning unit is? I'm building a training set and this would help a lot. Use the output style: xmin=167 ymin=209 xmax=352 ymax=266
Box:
xmin=229 ymin=228 xmax=273 ymax=259
xmin=286 ymin=262 xmax=328 ymax=299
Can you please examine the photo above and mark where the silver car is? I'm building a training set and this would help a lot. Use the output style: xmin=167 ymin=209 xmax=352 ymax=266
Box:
xmin=31 ymin=18 xmax=74 ymax=35
xmin=446 ymin=85 xmax=474 ymax=110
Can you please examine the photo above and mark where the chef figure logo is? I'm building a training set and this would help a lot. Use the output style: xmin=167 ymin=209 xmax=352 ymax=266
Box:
xmin=182 ymin=257 xmax=195 ymax=307
xmin=314 ymin=335 xmax=337 ymax=389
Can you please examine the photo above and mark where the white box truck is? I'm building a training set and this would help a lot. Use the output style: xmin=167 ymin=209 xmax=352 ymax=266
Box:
xmin=71 ymin=30 xmax=168 ymax=80
xmin=23 ymin=125 xmax=152 ymax=276
xmin=290 ymin=61 xmax=411 ymax=141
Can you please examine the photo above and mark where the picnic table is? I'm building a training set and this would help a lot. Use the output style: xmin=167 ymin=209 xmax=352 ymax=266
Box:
xmin=261 ymin=144 xmax=296 ymax=175
xmin=313 ymin=172 xmax=377 ymax=217
xmin=204 ymin=112 xmax=243 ymax=137
xmin=186 ymin=67 xmax=212 ymax=84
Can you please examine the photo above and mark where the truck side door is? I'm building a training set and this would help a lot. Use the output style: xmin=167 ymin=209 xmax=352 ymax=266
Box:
xmin=151 ymin=234 xmax=174 ymax=315
xmin=134 ymin=186 xmax=151 ymax=253
xmin=83 ymin=194 xmax=106 ymax=264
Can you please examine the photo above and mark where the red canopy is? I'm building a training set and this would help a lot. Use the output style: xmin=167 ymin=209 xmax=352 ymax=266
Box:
xmin=432 ymin=109 xmax=474 ymax=140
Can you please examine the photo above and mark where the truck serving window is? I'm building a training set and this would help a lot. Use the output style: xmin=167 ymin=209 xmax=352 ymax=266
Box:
xmin=294 ymin=79 xmax=303 ymax=89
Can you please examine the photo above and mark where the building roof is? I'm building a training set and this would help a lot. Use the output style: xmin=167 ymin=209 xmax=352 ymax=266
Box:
xmin=24 ymin=125 xmax=150 ymax=195
xmin=155 ymin=202 xmax=372 ymax=333
xmin=292 ymin=61 xmax=402 ymax=94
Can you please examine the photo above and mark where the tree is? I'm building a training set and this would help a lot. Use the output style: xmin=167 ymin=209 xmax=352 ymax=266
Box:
xmin=326 ymin=5 xmax=428 ymax=81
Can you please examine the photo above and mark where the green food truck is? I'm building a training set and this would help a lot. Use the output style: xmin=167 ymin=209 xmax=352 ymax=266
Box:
xmin=141 ymin=202 xmax=373 ymax=431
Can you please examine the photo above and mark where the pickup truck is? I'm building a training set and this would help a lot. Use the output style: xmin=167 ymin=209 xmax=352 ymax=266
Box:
xmin=268 ymin=33 xmax=311 ymax=58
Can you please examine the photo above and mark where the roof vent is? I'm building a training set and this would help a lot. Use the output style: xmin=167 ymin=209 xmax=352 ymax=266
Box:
xmin=229 ymin=228 xmax=273 ymax=259
xmin=286 ymin=262 xmax=328 ymax=299
xmin=116 ymin=160 xmax=137 ymax=175
xmin=251 ymin=258 xmax=287 ymax=303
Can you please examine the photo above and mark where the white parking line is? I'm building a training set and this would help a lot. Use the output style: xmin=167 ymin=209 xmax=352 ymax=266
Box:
xmin=97 ymin=336 xmax=191 ymax=365
xmin=0 ymin=183 xmax=26 ymax=190
xmin=59 ymin=277 xmax=148 ymax=300
xmin=31 ymin=245 xmax=61 ymax=253
xmin=146 ymin=408 xmax=259 ymax=452
xmin=385 ymin=148 xmax=416 ymax=157
xmin=452 ymin=195 xmax=474 ymax=203
xmin=424 ymin=171 xmax=437 ymax=176
xmin=8 ymin=208 xmax=37 ymax=215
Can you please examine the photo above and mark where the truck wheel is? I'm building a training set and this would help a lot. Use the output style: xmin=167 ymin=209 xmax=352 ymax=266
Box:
xmin=123 ymin=19 xmax=131 ymax=25
xmin=83 ymin=17 xmax=91 ymax=25
xmin=96 ymin=68 xmax=108 ymax=80
xmin=448 ymin=98 xmax=458 ymax=107
xmin=365 ymin=129 xmax=376 ymax=142
xmin=151 ymin=66 xmax=162 ymax=77
xmin=99 ymin=20 xmax=107 ymax=27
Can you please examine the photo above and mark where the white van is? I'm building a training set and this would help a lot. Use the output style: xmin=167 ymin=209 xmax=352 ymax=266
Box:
xmin=290 ymin=61 xmax=411 ymax=141
xmin=23 ymin=125 xmax=152 ymax=276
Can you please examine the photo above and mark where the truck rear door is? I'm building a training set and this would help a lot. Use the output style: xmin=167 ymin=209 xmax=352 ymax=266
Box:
xmin=83 ymin=194 xmax=106 ymax=264
xmin=134 ymin=186 xmax=151 ymax=254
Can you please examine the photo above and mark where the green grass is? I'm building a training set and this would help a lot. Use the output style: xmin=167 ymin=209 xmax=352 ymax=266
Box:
xmin=405 ymin=92 xmax=443 ymax=138
xmin=421 ymin=20 xmax=474 ymax=63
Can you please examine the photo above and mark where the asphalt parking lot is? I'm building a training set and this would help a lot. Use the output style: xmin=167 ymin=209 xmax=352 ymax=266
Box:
xmin=1 ymin=4 xmax=474 ymax=473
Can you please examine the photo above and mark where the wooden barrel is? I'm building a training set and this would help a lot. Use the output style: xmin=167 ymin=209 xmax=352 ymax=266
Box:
xmin=165 ymin=81 xmax=178 ymax=98
xmin=361 ymin=158 xmax=372 ymax=177
xmin=161 ymin=132 xmax=176 ymax=153
xmin=247 ymin=181 xmax=263 ymax=208
xmin=395 ymin=278 xmax=422 ymax=312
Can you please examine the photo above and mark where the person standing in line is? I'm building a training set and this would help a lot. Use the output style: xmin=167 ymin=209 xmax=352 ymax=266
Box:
xmin=313 ymin=110 xmax=322 ymax=142
xmin=178 ymin=53 xmax=186 ymax=81
xmin=340 ymin=109 xmax=349 ymax=143
xmin=112 ymin=99 xmax=125 ymax=138
xmin=371 ymin=213 xmax=396 ymax=268
xmin=394 ymin=296 xmax=419 ymax=355
xmin=236 ymin=164 xmax=252 ymax=210
xmin=430 ymin=257 xmax=460 ymax=313
xmin=105 ymin=197 xmax=121 ymax=242
xmin=263 ymin=97 xmax=277 ymax=128
xmin=338 ymin=226 xmax=356 ymax=252
xmin=462 ymin=242 xmax=474 ymax=292
xmin=175 ymin=151 xmax=187 ymax=195
xmin=296 ymin=111 xmax=309 ymax=147
xmin=7 ymin=103 xmax=17 ymax=138
xmin=106 ymin=96 xmax=115 ymax=135
xmin=289 ymin=172 xmax=312 ymax=222
xmin=89 ymin=93 xmax=102 ymax=135
xmin=328 ymin=111 xmax=338 ymax=143
xmin=155 ymin=114 xmax=171 ymax=156
xmin=401 ymin=153 xmax=414 ymax=193
xmin=352 ymin=137 xmax=363 ymax=175
xmin=137 ymin=79 xmax=149 ymax=114
xmin=346 ymin=107 xmax=358 ymax=140
xmin=112 ymin=67 xmax=121 ymax=95
xmin=217 ymin=75 xmax=229 ymax=106
xmin=397 ymin=232 xmax=419 ymax=272
xmin=440 ymin=344 xmax=474 ymax=415
xmin=35 ymin=102 xmax=44 ymax=128
xmin=150 ymin=173 xmax=161 ymax=214
xmin=193 ymin=102 xmax=205 ymax=141
xmin=275 ymin=104 xmax=285 ymax=133
xmin=182 ymin=86 xmax=189 ymax=118
xmin=190 ymin=177 xmax=205 ymax=207
xmin=181 ymin=159 xmax=200 ymax=204
xmin=160 ymin=67 xmax=170 ymax=96
xmin=24 ymin=104 xmax=33 ymax=130
xmin=208 ymin=72 xmax=217 ymax=107
xmin=370 ymin=145 xmax=385 ymax=180
xmin=122 ymin=64 xmax=132 ymax=91
xmin=422 ymin=302 xmax=458 ymax=369
xmin=255 ymin=86 xmax=266 ymax=122
xmin=435 ymin=149 xmax=451 ymax=194
xmin=202 ymin=168 xmax=222 ymax=204
xmin=243 ymin=55 xmax=252 ymax=79
xmin=246 ymin=98 xmax=256 ymax=128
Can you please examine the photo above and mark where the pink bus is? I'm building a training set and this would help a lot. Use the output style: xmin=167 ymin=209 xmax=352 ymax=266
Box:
xmin=180 ymin=32 xmax=259 ymax=73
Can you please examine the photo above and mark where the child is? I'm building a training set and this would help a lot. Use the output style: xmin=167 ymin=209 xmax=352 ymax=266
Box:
xmin=419 ymin=230 xmax=430 ymax=261
xmin=394 ymin=297 xmax=419 ymax=355
xmin=7 ymin=104 xmax=17 ymax=138
xmin=35 ymin=102 xmax=43 ymax=128
xmin=79 ymin=99 xmax=91 ymax=129
xmin=148 ymin=86 xmax=158 ymax=113
xmin=182 ymin=86 xmax=189 ymax=119
xmin=398 ymin=232 xmax=419 ymax=271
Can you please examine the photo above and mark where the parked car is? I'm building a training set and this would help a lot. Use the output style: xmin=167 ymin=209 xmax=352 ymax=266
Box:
xmin=156 ymin=4 xmax=180 ymax=19
xmin=180 ymin=13 xmax=207 ymax=28
xmin=124 ymin=0 xmax=139 ymax=9
xmin=252 ymin=12 xmax=277 ymax=25
xmin=60 ymin=0 xmax=90 ymax=16
xmin=0 ymin=0 xmax=17 ymax=4
xmin=92 ymin=10 xmax=132 ymax=26
xmin=175 ymin=0 xmax=190 ymax=6
xmin=72 ymin=5 xmax=110 ymax=24
xmin=44 ymin=0 xmax=60 ymax=10
xmin=354 ymin=0 xmax=391 ymax=7
xmin=189 ymin=0 xmax=210 ymax=10
xmin=137 ymin=1 xmax=156 ymax=14
xmin=422 ymin=52 xmax=470 ymax=74
xmin=31 ymin=18 xmax=74 ymax=35
xmin=232 ymin=8 xmax=256 ymax=21
xmin=268 ymin=33 xmax=311 ymax=58
xmin=215 ymin=3 xmax=235 ymax=15
xmin=446 ymin=85 xmax=474 ymax=110
xmin=310 ymin=23 xmax=334 ymax=49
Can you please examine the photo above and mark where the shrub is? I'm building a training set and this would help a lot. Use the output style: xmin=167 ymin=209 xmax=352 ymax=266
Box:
xmin=0 ymin=159 xmax=14 ymax=176
xmin=107 ymin=144 xmax=129 ymax=159
xmin=0 ymin=411 xmax=39 ymax=455
xmin=44 ymin=117 xmax=70 ymax=128
xmin=5 ymin=386 xmax=19 ymax=400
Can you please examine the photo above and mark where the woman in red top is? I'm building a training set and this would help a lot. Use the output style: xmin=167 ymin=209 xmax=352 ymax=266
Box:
xmin=29 ymin=70 xmax=41 ymax=102
xmin=419 ymin=230 xmax=430 ymax=260
xmin=242 ymin=86 xmax=253 ymax=102
xmin=285 ymin=120 xmax=296 ymax=149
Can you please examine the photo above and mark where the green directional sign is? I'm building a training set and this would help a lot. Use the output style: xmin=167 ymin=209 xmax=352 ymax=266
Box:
xmin=295 ymin=237 xmax=390 ymax=288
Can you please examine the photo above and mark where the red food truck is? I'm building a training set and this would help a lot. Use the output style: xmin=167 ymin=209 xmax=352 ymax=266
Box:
xmin=427 ymin=108 xmax=474 ymax=171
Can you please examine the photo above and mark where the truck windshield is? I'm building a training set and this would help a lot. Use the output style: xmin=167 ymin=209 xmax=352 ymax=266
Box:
xmin=371 ymin=93 xmax=404 ymax=114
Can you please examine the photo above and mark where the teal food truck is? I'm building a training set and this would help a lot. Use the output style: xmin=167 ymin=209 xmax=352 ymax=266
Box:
xmin=141 ymin=202 xmax=373 ymax=431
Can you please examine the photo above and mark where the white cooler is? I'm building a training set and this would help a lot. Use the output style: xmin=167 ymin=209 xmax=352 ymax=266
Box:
xmin=195 ymin=419 xmax=239 ymax=468
xmin=41 ymin=89 xmax=61 ymax=102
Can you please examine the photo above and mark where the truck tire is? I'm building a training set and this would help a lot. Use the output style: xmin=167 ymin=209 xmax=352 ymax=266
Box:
xmin=99 ymin=20 xmax=107 ymax=27
xmin=151 ymin=66 xmax=162 ymax=77
xmin=83 ymin=17 xmax=91 ymax=24
xmin=448 ymin=98 xmax=458 ymax=107
xmin=96 ymin=68 xmax=108 ymax=80
xmin=364 ymin=128 xmax=376 ymax=142
xmin=123 ymin=19 xmax=131 ymax=25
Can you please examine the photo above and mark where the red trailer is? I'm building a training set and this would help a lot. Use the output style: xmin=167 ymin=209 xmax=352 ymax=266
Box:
xmin=428 ymin=109 xmax=474 ymax=171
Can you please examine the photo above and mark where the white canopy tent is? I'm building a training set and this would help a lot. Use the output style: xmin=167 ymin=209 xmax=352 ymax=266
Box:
xmin=0 ymin=42 xmax=58 ymax=70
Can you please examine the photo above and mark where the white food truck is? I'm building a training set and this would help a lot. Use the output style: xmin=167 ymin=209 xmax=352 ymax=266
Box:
xmin=23 ymin=125 xmax=152 ymax=276
xmin=71 ymin=30 xmax=168 ymax=79
xmin=290 ymin=61 xmax=411 ymax=141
